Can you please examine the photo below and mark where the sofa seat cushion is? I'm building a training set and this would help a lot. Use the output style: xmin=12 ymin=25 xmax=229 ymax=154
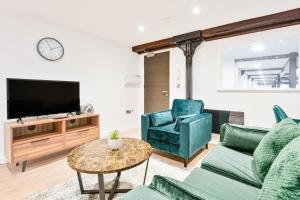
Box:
xmin=201 ymin=145 xmax=262 ymax=188
xmin=149 ymin=123 xmax=180 ymax=145
xmin=184 ymin=168 xmax=260 ymax=200
xmin=253 ymin=118 xmax=300 ymax=181
xmin=119 ymin=186 xmax=169 ymax=200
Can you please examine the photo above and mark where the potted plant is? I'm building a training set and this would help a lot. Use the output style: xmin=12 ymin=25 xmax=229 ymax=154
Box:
xmin=108 ymin=130 xmax=122 ymax=150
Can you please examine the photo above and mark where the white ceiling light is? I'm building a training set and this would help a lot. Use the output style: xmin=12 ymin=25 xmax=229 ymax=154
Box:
xmin=192 ymin=6 xmax=201 ymax=15
xmin=279 ymin=39 xmax=284 ymax=43
xmin=250 ymin=43 xmax=265 ymax=52
xmin=138 ymin=25 xmax=145 ymax=32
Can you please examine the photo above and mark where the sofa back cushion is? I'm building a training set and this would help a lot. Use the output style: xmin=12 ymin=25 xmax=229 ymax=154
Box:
xmin=171 ymin=99 xmax=203 ymax=120
xmin=253 ymin=118 xmax=300 ymax=181
xmin=222 ymin=123 xmax=267 ymax=154
xmin=259 ymin=135 xmax=300 ymax=200
xmin=151 ymin=110 xmax=173 ymax=127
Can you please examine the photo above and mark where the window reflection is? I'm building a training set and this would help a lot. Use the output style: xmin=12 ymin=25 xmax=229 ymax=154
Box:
xmin=222 ymin=37 xmax=299 ymax=89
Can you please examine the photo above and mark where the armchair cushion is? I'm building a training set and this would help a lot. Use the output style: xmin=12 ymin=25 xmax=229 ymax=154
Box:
xmin=174 ymin=114 xmax=197 ymax=132
xmin=222 ymin=123 xmax=268 ymax=154
xmin=149 ymin=123 xmax=180 ymax=145
xmin=150 ymin=110 xmax=173 ymax=127
xmin=259 ymin=135 xmax=300 ymax=200
xmin=253 ymin=118 xmax=300 ymax=181
xmin=171 ymin=99 xmax=204 ymax=120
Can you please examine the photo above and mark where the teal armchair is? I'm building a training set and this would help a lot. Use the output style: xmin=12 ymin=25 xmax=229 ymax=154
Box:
xmin=273 ymin=105 xmax=300 ymax=123
xmin=141 ymin=99 xmax=212 ymax=167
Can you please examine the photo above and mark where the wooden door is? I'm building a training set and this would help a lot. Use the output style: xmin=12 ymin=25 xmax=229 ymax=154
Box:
xmin=144 ymin=51 xmax=170 ymax=113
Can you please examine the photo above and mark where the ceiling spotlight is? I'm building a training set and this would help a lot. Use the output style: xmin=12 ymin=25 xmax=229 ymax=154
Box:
xmin=250 ymin=43 xmax=265 ymax=52
xmin=192 ymin=6 xmax=201 ymax=15
xmin=228 ymin=47 xmax=233 ymax=51
xmin=279 ymin=39 xmax=284 ymax=43
xmin=138 ymin=25 xmax=145 ymax=32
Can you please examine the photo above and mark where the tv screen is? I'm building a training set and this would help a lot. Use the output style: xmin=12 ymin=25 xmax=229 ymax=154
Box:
xmin=7 ymin=78 xmax=80 ymax=119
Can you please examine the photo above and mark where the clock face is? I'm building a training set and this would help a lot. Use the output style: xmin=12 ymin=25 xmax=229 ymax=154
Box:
xmin=37 ymin=37 xmax=64 ymax=61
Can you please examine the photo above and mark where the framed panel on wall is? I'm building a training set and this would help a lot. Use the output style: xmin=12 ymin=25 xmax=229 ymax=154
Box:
xmin=220 ymin=34 xmax=300 ymax=92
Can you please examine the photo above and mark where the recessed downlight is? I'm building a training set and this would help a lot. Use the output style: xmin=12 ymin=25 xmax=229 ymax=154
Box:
xmin=192 ymin=6 xmax=201 ymax=15
xmin=138 ymin=25 xmax=145 ymax=32
xmin=250 ymin=43 xmax=265 ymax=52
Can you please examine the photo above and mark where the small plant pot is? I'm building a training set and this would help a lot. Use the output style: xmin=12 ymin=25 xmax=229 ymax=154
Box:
xmin=108 ymin=138 xmax=122 ymax=150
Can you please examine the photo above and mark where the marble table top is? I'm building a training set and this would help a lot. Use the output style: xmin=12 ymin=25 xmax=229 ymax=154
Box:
xmin=67 ymin=138 xmax=152 ymax=174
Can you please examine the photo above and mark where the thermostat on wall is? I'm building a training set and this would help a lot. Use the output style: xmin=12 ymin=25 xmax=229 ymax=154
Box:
xmin=124 ymin=74 xmax=142 ymax=87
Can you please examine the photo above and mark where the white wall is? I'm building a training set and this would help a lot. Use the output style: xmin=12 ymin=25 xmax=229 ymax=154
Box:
xmin=171 ymin=25 xmax=300 ymax=128
xmin=0 ymin=11 xmax=142 ymax=163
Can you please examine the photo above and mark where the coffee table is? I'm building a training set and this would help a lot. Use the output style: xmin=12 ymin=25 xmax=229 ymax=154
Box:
xmin=67 ymin=138 xmax=152 ymax=200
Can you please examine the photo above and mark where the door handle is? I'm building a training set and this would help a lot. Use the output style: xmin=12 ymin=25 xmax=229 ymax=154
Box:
xmin=162 ymin=90 xmax=169 ymax=97
xmin=31 ymin=138 xmax=50 ymax=144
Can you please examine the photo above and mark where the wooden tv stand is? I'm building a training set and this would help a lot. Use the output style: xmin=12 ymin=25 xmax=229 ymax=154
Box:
xmin=4 ymin=114 xmax=100 ymax=172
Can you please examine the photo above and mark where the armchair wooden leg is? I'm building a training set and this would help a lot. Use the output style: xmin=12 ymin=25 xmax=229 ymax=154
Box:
xmin=206 ymin=144 xmax=208 ymax=149
xmin=184 ymin=159 xmax=188 ymax=168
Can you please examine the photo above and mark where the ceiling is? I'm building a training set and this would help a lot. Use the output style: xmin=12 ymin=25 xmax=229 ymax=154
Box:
xmin=1 ymin=0 xmax=300 ymax=46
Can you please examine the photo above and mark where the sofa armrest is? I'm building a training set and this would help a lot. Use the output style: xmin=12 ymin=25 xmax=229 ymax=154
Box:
xmin=179 ymin=113 xmax=212 ymax=158
xmin=220 ymin=123 xmax=270 ymax=142
xmin=293 ymin=118 xmax=300 ymax=124
xmin=141 ymin=109 xmax=171 ymax=141
xmin=141 ymin=113 xmax=153 ymax=141
xmin=150 ymin=175 xmax=205 ymax=200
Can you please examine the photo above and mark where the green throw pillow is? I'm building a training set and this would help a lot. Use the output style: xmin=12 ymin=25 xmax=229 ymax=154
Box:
xmin=173 ymin=114 xmax=197 ymax=132
xmin=150 ymin=111 xmax=173 ymax=127
xmin=259 ymin=135 xmax=300 ymax=200
xmin=222 ymin=123 xmax=267 ymax=154
xmin=253 ymin=118 xmax=300 ymax=181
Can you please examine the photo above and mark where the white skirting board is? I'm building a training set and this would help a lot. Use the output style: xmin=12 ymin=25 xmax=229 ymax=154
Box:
xmin=0 ymin=156 xmax=7 ymax=164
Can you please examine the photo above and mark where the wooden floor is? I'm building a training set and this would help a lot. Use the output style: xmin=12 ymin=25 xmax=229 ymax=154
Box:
xmin=0 ymin=129 xmax=219 ymax=200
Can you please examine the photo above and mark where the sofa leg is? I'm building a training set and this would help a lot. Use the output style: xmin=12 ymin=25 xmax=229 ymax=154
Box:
xmin=184 ymin=159 xmax=188 ymax=168
xmin=206 ymin=144 xmax=208 ymax=149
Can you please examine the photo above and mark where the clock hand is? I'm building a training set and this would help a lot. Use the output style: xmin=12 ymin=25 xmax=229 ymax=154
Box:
xmin=45 ymin=40 xmax=53 ymax=50
xmin=51 ymin=46 xmax=61 ymax=50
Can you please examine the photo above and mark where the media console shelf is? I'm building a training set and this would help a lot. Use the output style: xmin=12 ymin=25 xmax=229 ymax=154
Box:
xmin=4 ymin=114 xmax=99 ymax=172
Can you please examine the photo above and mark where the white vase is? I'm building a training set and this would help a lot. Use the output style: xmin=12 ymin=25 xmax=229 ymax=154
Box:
xmin=108 ymin=138 xmax=122 ymax=150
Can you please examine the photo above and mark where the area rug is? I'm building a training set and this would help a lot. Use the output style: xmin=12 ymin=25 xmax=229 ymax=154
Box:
xmin=25 ymin=155 xmax=205 ymax=200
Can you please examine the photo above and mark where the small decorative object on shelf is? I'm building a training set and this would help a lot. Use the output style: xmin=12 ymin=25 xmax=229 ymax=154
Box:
xmin=80 ymin=103 xmax=94 ymax=114
xmin=108 ymin=130 xmax=121 ymax=150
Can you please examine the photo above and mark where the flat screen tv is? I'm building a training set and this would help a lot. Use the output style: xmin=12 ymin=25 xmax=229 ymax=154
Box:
xmin=7 ymin=78 xmax=80 ymax=119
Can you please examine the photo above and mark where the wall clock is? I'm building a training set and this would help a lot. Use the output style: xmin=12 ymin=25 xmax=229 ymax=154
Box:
xmin=37 ymin=37 xmax=64 ymax=61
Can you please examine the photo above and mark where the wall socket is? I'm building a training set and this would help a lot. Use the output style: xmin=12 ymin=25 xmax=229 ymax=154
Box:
xmin=126 ymin=109 xmax=134 ymax=114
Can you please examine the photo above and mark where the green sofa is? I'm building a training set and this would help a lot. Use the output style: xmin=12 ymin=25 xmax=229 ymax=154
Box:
xmin=142 ymin=99 xmax=212 ymax=167
xmin=273 ymin=105 xmax=300 ymax=123
xmin=120 ymin=124 xmax=272 ymax=200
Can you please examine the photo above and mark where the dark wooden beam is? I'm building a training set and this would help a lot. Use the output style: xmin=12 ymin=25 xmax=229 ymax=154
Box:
xmin=132 ymin=8 xmax=300 ymax=54
xmin=132 ymin=37 xmax=176 ymax=54
xmin=202 ymin=8 xmax=300 ymax=41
